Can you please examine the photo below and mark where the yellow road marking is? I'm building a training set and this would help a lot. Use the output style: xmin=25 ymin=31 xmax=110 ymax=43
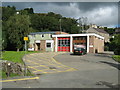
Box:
xmin=28 ymin=66 xmax=40 ymax=71
xmin=0 ymin=77 xmax=39 ymax=83
xmin=33 ymin=69 xmax=49 ymax=72
xmin=26 ymin=56 xmax=52 ymax=64
xmin=25 ymin=52 xmax=77 ymax=74
xmin=51 ymin=57 xmax=77 ymax=71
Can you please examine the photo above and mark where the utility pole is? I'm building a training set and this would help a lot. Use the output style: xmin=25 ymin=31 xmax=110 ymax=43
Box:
xmin=59 ymin=19 xmax=62 ymax=34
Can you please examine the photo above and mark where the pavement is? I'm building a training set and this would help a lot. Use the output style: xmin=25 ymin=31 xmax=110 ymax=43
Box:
xmin=2 ymin=52 xmax=120 ymax=88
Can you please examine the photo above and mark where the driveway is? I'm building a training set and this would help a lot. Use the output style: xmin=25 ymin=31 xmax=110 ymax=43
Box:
xmin=2 ymin=52 xmax=119 ymax=88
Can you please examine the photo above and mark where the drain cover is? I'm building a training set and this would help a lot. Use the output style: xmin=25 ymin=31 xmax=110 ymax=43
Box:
xmin=49 ymin=67 xmax=57 ymax=69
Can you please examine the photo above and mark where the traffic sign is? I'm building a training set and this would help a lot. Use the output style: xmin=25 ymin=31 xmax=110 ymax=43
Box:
xmin=24 ymin=37 xmax=28 ymax=41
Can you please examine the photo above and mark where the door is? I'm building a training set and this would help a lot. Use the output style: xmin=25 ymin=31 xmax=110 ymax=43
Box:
xmin=58 ymin=37 xmax=70 ymax=52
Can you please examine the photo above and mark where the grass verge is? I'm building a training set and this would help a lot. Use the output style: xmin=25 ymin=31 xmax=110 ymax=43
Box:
xmin=113 ymin=55 xmax=120 ymax=63
xmin=1 ymin=51 xmax=41 ymax=79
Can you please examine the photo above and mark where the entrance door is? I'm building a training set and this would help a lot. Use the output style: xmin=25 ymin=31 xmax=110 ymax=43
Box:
xmin=58 ymin=37 xmax=70 ymax=52
xmin=36 ymin=43 xmax=40 ymax=50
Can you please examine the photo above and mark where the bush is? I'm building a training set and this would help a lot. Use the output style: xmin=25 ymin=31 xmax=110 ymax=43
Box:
xmin=104 ymin=46 xmax=109 ymax=51
xmin=113 ymin=55 xmax=120 ymax=63
xmin=114 ymin=48 xmax=120 ymax=55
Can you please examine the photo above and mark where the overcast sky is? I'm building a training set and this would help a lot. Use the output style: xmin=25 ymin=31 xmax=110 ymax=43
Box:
xmin=2 ymin=2 xmax=119 ymax=28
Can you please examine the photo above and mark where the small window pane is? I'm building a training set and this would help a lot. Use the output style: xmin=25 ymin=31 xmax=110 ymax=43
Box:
xmin=47 ymin=43 xmax=51 ymax=48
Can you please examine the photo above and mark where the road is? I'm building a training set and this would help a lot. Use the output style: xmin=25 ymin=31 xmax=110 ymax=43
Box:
xmin=2 ymin=52 xmax=119 ymax=88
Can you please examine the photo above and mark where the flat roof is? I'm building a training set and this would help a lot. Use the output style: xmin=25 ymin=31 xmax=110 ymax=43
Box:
xmin=52 ymin=33 xmax=104 ymax=39
xmin=30 ymin=31 xmax=58 ymax=35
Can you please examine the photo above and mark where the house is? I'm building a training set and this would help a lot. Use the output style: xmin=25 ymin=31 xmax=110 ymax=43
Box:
xmin=86 ymin=27 xmax=109 ymax=42
xmin=28 ymin=32 xmax=104 ymax=53
xmin=115 ymin=28 xmax=120 ymax=34
xmin=28 ymin=31 xmax=68 ymax=52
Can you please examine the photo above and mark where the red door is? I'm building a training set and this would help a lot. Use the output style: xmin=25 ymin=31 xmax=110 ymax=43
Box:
xmin=58 ymin=37 xmax=70 ymax=52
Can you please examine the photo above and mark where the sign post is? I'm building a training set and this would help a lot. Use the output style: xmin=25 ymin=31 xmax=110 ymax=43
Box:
xmin=24 ymin=37 xmax=28 ymax=76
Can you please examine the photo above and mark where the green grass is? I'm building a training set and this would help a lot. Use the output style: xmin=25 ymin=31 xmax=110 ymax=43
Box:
xmin=113 ymin=55 xmax=120 ymax=63
xmin=2 ymin=51 xmax=40 ymax=64
xmin=1 ymin=51 xmax=41 ymax=79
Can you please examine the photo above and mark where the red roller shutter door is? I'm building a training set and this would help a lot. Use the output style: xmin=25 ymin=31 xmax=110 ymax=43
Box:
xmin=58 ymin=37 xmax=70 ymax=52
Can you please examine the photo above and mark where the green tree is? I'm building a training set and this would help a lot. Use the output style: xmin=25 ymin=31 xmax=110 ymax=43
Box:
xmin=109 ymin=34 xmax=120 ymax=55
xmin=104 ymin=27 xmax=115 ymax=35
xmin=70 ymin=25 xmax=80 ymax=34
xmin=2 ymin=6 xmax=16 ymax=50
xmin=6 ymin=14 xmax=31 ymax=51
xmin=2 ymin=6 xmax=16 ymax=21
xmin=47 ymin=12 xmax=62 ymax=19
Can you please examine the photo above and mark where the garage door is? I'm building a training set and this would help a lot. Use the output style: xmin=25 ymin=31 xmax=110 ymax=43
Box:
xmin=58 ymin=37 xmax=70 ymax=52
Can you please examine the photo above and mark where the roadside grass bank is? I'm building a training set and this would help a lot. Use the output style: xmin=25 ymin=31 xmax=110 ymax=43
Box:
xmin=1 ymin=51 xmax=41 ymax=79
xmin=113 ymin=55 xmax=120 ymax=63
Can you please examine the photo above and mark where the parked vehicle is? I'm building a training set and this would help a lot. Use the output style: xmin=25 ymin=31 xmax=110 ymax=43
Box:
xmin=73 ymin=47 xmax=86 ymax=55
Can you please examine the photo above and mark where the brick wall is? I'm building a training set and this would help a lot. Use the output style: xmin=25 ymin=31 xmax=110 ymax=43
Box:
xmin=89 ymin=36 xmax=94 ymax=53
xmin=53 ymin=37 xmax=56 ymax=52
xmin=89 ymin=36 xmax=104 ymax=53
xmin=40 ymin=40 xmax=46 ymax=51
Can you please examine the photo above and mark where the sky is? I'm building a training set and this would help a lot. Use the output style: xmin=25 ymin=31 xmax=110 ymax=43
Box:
xmin=2 ymin=2 xmax=119 ymax=28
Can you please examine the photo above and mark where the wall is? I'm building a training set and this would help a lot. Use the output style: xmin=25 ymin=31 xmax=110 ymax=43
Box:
xmin=28 ymin=34 xmax=53 ymax=47
xmin=40 ymin=40 xmax=46 ymax=51
xmin=89 ymin=35 xmax=104 ymax=53
xmin=53 ymin=37 xmax=56 ymax=52
xmin=89 ymin=36 xmax=94 ymax=53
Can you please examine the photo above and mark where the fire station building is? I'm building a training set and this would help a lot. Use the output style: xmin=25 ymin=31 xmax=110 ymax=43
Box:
xmin=28 ymin=32 xmax=104 ymax=53
xmin=52 ymin=33 xmax=104 ymax=53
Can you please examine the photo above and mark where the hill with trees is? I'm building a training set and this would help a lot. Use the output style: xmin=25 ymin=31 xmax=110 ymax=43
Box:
xmin=2 ymin=6 xmax=80 ymax=51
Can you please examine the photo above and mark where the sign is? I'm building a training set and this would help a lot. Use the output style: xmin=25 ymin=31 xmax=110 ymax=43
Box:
xmin=24 ymin=37 xmax=28 ymax=41
xmin=89 ymin=45 xmax=93 ymax=47
xmin=74 ymin=45 xmax=86 ymax=49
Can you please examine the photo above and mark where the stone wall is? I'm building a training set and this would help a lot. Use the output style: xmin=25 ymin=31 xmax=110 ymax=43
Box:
xmin=1 ymin=60 xmax=25 ymax=77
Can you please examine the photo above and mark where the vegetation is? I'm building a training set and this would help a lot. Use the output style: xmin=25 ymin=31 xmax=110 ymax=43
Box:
xmin=2 ymin=51 xmax=40 ymax=64
xmin=1 ymin=51 xmax=40 ymax=78
xmin=104 ymin=27 xmax=115 ymax=35
xmin=113 ymin=55 xmax=120 ymax=63
xmin=2 ymin=6 xmax=80 ymax=51
xmin=110 ymin=34 xmax=120 ymax=55
xmin=6 ymin=14 xmax=31 ymax=51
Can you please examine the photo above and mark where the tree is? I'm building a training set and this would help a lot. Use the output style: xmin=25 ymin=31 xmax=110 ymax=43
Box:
xmin=2 ymin=6 xmax=16 ymax=50
xmin=24 ymin=8 xmax=34 ymax=14
xmin=104 ymin=27 xmax=115 ymax=35
xmin=2 ymin=6 xmax=16 ymax=21
xmin=47 ymin=12 xmax=62 ymax=19
xmin=6 ymin=14 xmax=31 ymax=51
xmin=70 ymin=25 xmax=80 ymax=34
xmin=109 ymin=34 xmax=120 ymax=55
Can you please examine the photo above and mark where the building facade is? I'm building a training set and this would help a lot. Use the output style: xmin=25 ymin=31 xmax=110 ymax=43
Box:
xmin=86 ymin=27 xmax=109 ymax=42
xmin=28 ymin=31 xmax=68 ymax=52
xmin=28 ymin=32 xmax=104 ymax=53
xmin=52 ymin=33 xmax=104 ymax=53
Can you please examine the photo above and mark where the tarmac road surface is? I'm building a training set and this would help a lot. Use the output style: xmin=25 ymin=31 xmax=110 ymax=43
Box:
xmin=2 ymin=52 xmax=119 ymax=88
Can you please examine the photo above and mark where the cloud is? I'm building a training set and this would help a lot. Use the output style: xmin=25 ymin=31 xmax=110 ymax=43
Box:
xmin=2 ymin=2 xmax=118 ymax=27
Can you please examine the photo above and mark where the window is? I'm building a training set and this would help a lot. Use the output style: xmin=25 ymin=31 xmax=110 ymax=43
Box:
xmin=46 ymin=43 xmax=51 ymax=48
xmin=50 ymin=34 xmax=52 ymax=38
xmin=42 ymin=34 xmax=44 ymax=37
